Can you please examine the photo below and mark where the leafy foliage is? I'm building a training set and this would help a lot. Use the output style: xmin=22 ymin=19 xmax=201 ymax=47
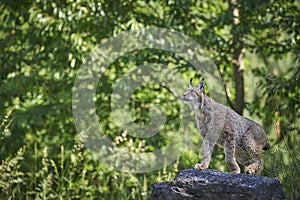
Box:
xmin=0 ymin=0 xmax=299 ymax=199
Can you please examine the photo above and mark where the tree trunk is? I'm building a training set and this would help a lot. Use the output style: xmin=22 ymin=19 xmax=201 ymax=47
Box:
xmin=230 ymin=0 xmax=245 ymax=115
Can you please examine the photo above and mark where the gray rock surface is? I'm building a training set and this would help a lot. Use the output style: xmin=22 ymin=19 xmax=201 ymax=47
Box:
xmin=150 ymin=169 xmax=285 ymax=200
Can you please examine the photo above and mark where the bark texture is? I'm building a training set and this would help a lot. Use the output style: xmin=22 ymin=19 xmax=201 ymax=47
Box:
xmin=230 ymin=0 xmax=245 ymax=115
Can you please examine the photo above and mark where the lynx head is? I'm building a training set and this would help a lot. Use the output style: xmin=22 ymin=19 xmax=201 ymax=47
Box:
xmin=182 ymin=78 xmax=205 ymax=110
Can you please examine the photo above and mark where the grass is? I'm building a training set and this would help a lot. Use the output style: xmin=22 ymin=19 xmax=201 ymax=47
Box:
xmin=0 ymin=136 xmax=299 ymax=199
xmin=264 ymin=133 xmax=300 ymax=200
xmin=0 ymin=139 xmax=180 ymax=199
xmin=0 ymin=107 xmax=298 ymax=199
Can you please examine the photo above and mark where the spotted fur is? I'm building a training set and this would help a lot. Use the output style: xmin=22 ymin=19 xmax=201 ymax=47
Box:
xmin=183 ymin=78 xmax=270 ymax=175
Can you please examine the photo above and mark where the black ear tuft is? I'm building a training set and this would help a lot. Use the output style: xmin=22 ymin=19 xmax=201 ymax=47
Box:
xmin=189 ymin=78 xmax=193 ymax=86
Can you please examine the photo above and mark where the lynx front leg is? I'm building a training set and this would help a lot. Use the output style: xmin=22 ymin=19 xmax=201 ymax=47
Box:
xmin=194 ymin=138 xmax=214 ymax=170
xmin=224 ymin=140 xmax=240 ymax=174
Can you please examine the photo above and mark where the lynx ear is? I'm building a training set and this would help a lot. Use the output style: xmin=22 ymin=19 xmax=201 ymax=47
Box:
xmin=197 ymin=78 xmax=205 ymax=91
xmin=189 ymin=78 xmax=193 ymax=87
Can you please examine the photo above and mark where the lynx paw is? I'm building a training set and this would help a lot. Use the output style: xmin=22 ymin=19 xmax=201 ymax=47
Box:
xmin=230 ymin=168 xmax=241 ymax=174
xmin=246 ymin=163 xmax=259 ymax=175
xmin=194 ymin=163 xmax=208 ymax=170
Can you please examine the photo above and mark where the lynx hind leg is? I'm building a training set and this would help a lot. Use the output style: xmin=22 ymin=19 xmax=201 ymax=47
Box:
xmin=243 ymin=137 xmax=264 ymax=175
xmin=224 ymin=140 xmax=240 ymax=174
xmin=245 ymin=151 xmax=264 ymax=175
xmin=246 ymin=162 xmax=263 ymax=176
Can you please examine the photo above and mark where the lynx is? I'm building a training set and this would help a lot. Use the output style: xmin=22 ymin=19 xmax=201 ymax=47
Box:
xmin=182 ymin=78 xmax=270 ymax=175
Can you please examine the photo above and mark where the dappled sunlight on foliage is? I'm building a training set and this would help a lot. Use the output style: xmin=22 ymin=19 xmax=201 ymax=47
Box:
xmin=0 ymin=0 xmax=299 ymax=199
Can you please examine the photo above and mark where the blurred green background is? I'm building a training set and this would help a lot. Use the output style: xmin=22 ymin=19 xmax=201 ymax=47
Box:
xmin=0 ymin=0 xmax=299 ymax=199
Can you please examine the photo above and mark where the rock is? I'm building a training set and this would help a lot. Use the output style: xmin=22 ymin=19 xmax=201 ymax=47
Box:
xmin=150 ymin=169 xmax=285 ymax=200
